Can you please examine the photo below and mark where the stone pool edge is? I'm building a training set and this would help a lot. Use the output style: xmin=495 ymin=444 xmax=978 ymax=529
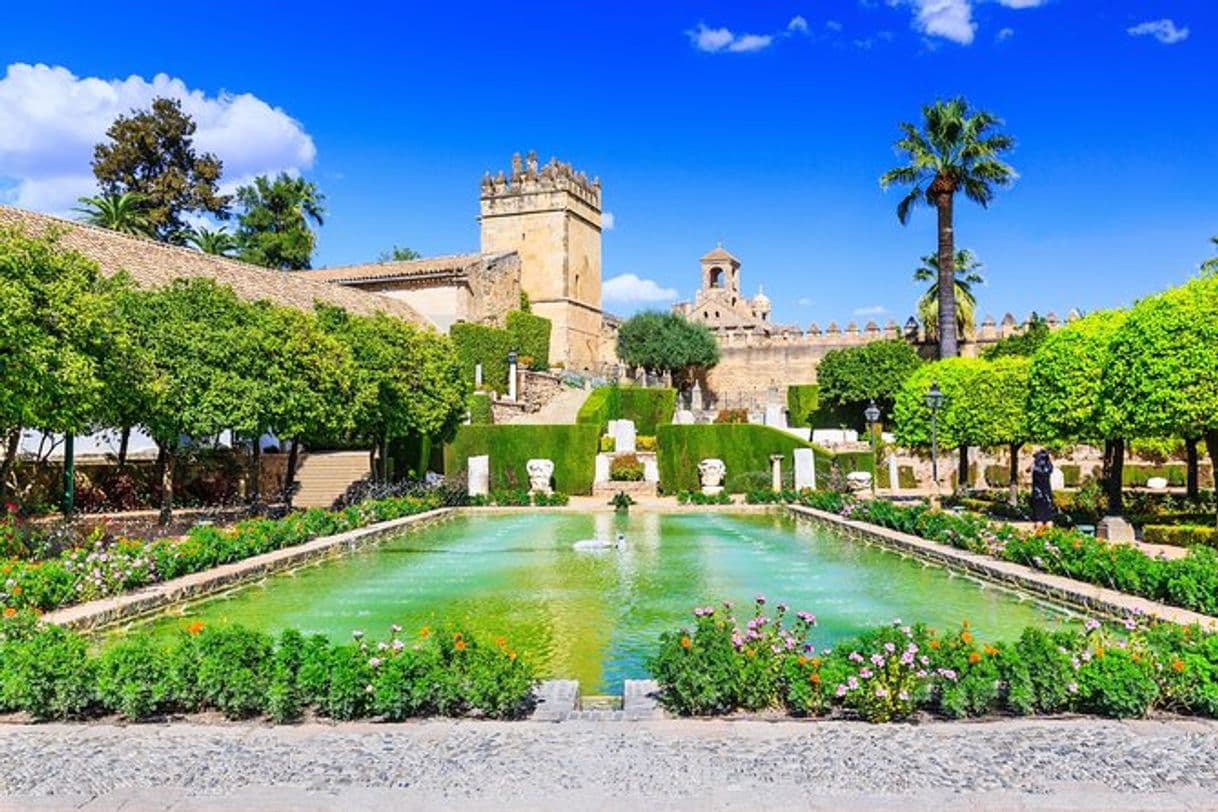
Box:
xmin=43 ymin=508 xmax=458 ymax=632
xmin=787 ymin=504 xmax=1218 ymax=631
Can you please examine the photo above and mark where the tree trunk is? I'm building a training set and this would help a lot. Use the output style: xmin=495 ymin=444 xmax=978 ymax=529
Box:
xmin=117 ymin=426 xmax=131 ymax=469
xmin=0 ymin=427 xmax=20 ymax=499
xmin=249 ymin=437 xmax=262 ymax=508
xmin=1008 ymin=442 xmax=1021 ymax=507
xmin=935 ymin=190 xmax=959 ymax=359
xmin=1103 ymin=438 xmax=1125 ymax=516
xmin=157 ymin=443 xmax=175 ymax=525
xmin=1185 ymin=436 xmax=1199 ymax=501
xmin=284 ymin=438 xmax=301 ymax=507
xmin=957 ymin=444 xmax=969 ymax=493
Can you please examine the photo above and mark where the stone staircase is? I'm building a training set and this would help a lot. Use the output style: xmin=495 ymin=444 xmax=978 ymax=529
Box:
xmin=291 ymin=451 xmax=371 ymax=509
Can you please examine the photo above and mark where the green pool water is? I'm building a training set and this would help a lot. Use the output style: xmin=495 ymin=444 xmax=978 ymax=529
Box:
xmin=130 ymin=511 xmax=1073 ymax=692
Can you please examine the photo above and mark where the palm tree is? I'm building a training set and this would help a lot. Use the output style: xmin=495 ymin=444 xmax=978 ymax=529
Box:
xmin=914 ymin=249 xmax=984 ymax=340
xmin=186 ymin=226 xmax=240 ymax=257
xmin=880 ymin=98 xmax=1016 ymax=358
xmin=73 ymin=192 xmax=153 ymax=237
xmin=1203 ymin=237 xmax=1218 ymax=274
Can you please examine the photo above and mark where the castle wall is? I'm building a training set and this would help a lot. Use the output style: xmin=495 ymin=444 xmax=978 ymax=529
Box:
xmin=374 ymin=285 xmax=466 ymax=333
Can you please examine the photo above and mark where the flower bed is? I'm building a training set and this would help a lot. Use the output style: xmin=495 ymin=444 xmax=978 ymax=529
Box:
xmin=0 ymin=611 xmax=536 ymax=722
xmin=797 ymin=491 xmax=1218 ymax=617
xmin=0 ymin=492 xmax=455 ymax=614
xmin=648 ymin=598 xmax=1218 ymax=722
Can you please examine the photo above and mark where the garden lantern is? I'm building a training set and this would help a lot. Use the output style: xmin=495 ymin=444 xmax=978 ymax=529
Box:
xmin=864 ymin=399 xmax=880 ymax=496
xmin=925 ymin=382 xmax=944 ymax=488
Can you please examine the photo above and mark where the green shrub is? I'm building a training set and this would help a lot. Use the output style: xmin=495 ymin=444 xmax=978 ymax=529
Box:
xmin=191 ymin=626 xmax=274 ymax=719
xmin=451 ymin=322 xmax=512 ymax=392
xmin=598 ymin=435 xmax=615 ymax=453
xmin=610 ymin=492 xmax=635 ymax=512
xmin=1001 ymin=627 xmax=1081 ymax=715
xmin=676 ymin=490 xmax=733 ymax=505
xmin=0 ymin=624 xmax=95 ymax=720
xmin=609 ymin=453 xmax=645 ymax=482
xmin=468 ymin=393 xmax=493 ymax=425
xmin=531 ymin=491 xmax=569 ymax=507
xmin=786 ymin=385 xmax=819 ymax=429
xmin=1143 ymin=525 xmax=1217 ymax=548
xmin=506 ymin=310 xmax=551 ymax=369
xmin=1123 ymin=464 xmax=1187 ymax=487
xmin=490 ymin=488 xmax=531 ymax=506
xmin=266 ymin=628 xmax=307 ymax=723
xmin=577 ymin=386 xmax=676 ymax=434
xmin=656 ymin=424 xmax=872 ymax=494
xmin=1076 ymin=647 xmax=1159 ymax=718
xmin=97 ymin=636 xmax=172 ymax=720
xmin=637 ymin=435 xmax=657 ymax=452
xmin=444 ymin=424 xmax=599 ymax=495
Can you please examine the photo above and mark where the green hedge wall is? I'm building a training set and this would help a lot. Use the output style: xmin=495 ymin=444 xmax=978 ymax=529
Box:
xmin=576 ymin=386 xmax=676 ymax=435
xmin=444 ymin=424 xmax=600 ymax=494
xmin=786 ymin=384 xmax=855 ymax=429
xmin=451 ymin=322 xmax=511 ymax=392
xmin=506 ymin=310 xmax=551 ymax=369
xmin=655 ymin=424 xmax=873 ymax=494
xmin=468 ymin=393 xmax=493 ymax=425
xmin=1142 ymin=524 xmax=1217 ymax=548
xmin=1123 ymin=464 xmax=1188 ymax=488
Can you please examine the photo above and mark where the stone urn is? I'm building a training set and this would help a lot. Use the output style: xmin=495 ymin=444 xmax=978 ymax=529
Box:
xmin=698 ymin=458 xmax=726 ymax=495
xmin=846 ymin=471 xmax=873 ymax=493
xmin=526 ymin=458 xmax=555 ymax=494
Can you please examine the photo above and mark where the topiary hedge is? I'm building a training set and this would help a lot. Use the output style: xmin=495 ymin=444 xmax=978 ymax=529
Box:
xmin=444 ymin=424 xmax=600 ymax=494
xmin=576 ymin=386 xmax=676 ymax=435
xmin=786 ymin=384 xmax=854 ymax=429
xmin=451 ymin=323 xmax=511 ymax=392
xmin=655 ymin=424 xmax=873 ymax=494
xmin=506 ymin=310 xmax=551 ymax=370
xmin=1142 ymin=524 xmax=1217 ymax=548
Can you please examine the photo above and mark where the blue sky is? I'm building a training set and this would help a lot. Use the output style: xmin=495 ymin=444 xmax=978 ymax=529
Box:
xmin=1 ymin=1 xmax=1215 ymax=327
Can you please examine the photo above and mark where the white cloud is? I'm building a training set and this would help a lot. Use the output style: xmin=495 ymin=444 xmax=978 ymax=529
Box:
xmin=826 ymin=20 xmax=845 ymax=32
xmin=1127 ymin=19 xmax=1190 ymax=45
xmin=788 ymin=15 xmax=809 ymax=33
xmin=996 ymin=27 xmax=1015 ymax=41
xmin=853 ymin=305 xmax=888 ymax=316
xmin=996 ymin=0 xmax=1045 ymax=7
xmin=602 ymin=211 xmax=616 ymax=231
xmin=687 ymin=23 xmax=774 ymax=53
xmin=797 ymin=297 xmax=814 ymax=307
xmin=910 ymin=0 xmax=976 ymax=45
xmin=603 ymin=273 xmax=678 ymax=305
xmin=0 ymin=63 xmax=316 ymax=214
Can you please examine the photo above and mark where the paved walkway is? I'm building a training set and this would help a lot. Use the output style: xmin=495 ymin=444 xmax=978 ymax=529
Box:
xmin=508 ymin=386 xmax=590 ymax=424
xmin=2 ymin=718 xmax=1217 ymax=811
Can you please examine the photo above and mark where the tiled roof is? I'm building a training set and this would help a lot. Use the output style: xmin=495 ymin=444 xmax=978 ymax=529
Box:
xmin=0 ymin=204 xmax=433 ymax=327
xmin=701 ymin=245 xmax=739 ymax=264
xmin=299 ymin=252 xmax=508 ymax=284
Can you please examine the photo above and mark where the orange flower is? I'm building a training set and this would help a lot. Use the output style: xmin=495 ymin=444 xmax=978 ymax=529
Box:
xmin=745 ymin=648 xmax=756 ymax=658
xmin=983 ymin=645 xmax=998 ymax=657
xmin=680 ymin=635 xmax=692 ymax=650
xmin=10 ymin=585 xmax=20 ymax=596
xmin=509 ymin=650 xmax=517 ymax=661
xmin=809 ymin=673 xmax=822 ymax=685
xmin=929 ymin=640 xmax=941 ymax=650
xmin=960 ymin=631 xmax=974 ymax=645
xmin=454 ymin=639 xmax=467 ymax=651
xmin=811 ymin=657 xmax=822 ymax=668
xmin=968 ymin=651 xmax=981 ymax=664
xmin=496 ymin=636 xmax=508 ymax=649
xmin=186 ymin=620 xmax=204 ymax=635
xmin=797 ymin=655 xmax=808 ymax=666
xmin=2 ymin=607 xmax=16 ymax=619
xmin=419 ymin=626 xmax=431 ymax=639
xmin=453 ymin=632 xmax=463 ymax=642
xmin=1094 ymin=646 xmax=1105 ymax=659
xmin=1172 ymin=659 xmax=1186 ymax=673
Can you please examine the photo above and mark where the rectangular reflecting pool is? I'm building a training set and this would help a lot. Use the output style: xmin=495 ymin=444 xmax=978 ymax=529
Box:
xmin=130 ymin=511 xmax=1074 ymax=692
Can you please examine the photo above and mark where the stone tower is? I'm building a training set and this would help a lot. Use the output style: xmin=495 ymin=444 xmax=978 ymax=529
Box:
xmin=479 ymin=151 xmax=604 ymax=370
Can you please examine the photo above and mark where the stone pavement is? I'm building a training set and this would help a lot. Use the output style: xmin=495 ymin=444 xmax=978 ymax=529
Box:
xmin=3 ymin=717 xmax=1218 ymax=811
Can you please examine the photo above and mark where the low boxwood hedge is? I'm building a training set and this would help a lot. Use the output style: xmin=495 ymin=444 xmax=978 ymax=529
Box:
xmin=1143 ymin=524 xmax=1217 ymax=548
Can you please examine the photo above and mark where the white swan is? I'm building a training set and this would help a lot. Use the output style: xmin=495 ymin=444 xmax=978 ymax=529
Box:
xmin=573 ymin=533 xmax=626 ymax=551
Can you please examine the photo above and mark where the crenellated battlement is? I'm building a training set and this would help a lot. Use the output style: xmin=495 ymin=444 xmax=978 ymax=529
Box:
xmin=480 ymin=150 xmax=602 ymax=211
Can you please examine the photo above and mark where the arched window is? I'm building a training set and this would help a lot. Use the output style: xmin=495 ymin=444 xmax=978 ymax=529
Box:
xmin=709 ymin=266 xmax=723 ymax=288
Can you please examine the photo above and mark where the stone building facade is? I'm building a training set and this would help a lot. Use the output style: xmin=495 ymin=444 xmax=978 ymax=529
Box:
xmin=480 ymin=152 xmax=605 ymax=370
xmin=673 ymin=245 xmax=1073 ymax=410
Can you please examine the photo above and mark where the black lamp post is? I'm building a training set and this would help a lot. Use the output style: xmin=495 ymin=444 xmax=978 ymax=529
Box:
xmin=925 ymin=382 xmax=944 ymax=489
xmin=864 ymin=399 xmax=880 ymax=496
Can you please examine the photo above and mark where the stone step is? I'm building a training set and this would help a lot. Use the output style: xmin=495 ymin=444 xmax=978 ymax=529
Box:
xmin=528 ymin=679 xmax=663 ymax=722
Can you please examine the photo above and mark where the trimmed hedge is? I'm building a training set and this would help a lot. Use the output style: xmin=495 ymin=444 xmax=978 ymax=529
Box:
xmin=786 ymin=384 xmax=854 ymax=429
xmin=1143 ymin=524 xmax=1217 ymax=548
xmin=444 ymin=424 xmax=600 ymax=495
xmin=1124 ymin=464 xmax=1188 ymax=488
xmin=655 ymin=424 xmax=873 ymax=494
xmin=506 ymin=310 xmax=551 ymax=369
xmin=469 ymin=393 xmax=493 ymax=425
xmin=877 ymin=463 xmax=918 ymax=490
xmin=577 ymin=386 xmax=676 ymax=435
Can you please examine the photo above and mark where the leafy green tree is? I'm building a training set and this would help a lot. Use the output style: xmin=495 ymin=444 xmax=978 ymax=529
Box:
xmin=235 ymin=173 xmax=325 ymax=270
xmin=914 ymin=249 xmax=984 ymax=341
xmin=983 ymin=313 xmax=1051 ymax=360
xmin=1103 ymin=275 xmax=1218 ymax=523
xmin=816 ymin=341 xmax=923 ymax=425
xmin=0 ymin=227 xmax=121 ymax=499
xmin=73 ymin=193 xmax=154 ymax=237
xmin=318 ymin=307 xmax=467 ymax=481
xmin=378 ymin=245 xmax=422 ymax=262
xmin=952 ymin=357 xmax=1030 ymax=505
xmin=243 ymin=303 xmax=356 ymax=504
xmin=893 ymin=357 xmax=984 ymax=490
xmin=186 ymin=226 xmax=239 ymax=257
xmin=616 ymin=311 xmax=720 ymax=389
xmin=127 ymin=279 xmax=258 ymax=522
xmin=91 ymin=97 xmax=230 ymax=242
xmin=1027 ymin=311 xmax=1128 ymax=514
xmin=880 ymin=98 xmax=1016 ymax=359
